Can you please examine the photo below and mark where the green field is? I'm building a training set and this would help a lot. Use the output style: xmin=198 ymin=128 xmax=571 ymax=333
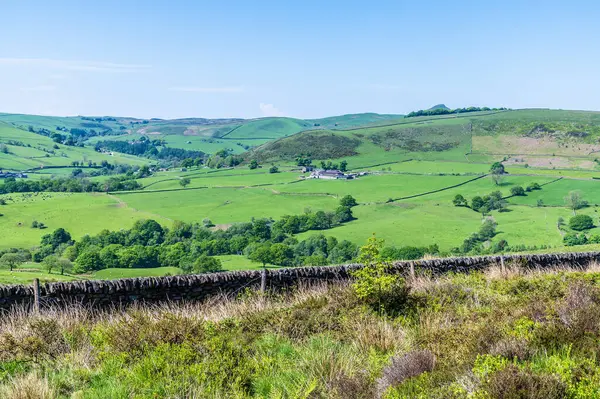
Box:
xmin=0 ymin=124 xmax=148 ymax=170
xmin=0 ymin=192 xmax=171 ymax=249
xmin=3 ymin=108 xmax=600 ymax=281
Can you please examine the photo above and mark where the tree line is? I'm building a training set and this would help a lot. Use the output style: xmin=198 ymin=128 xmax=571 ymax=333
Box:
xmin=6 ymin=195 xmax=445 ymax=275
xmin=0 ymin=176 xmax=141 ymax=194
xmin=94 ymin=138 xmax=205 ymax=164
xmin=406 ymin=106 xmax=508 ymax=118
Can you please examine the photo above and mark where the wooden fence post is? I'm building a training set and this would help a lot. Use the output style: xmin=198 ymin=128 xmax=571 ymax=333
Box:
xmin=260 ymin=268 xmax=267 ymax=293
xmin=410 ymin=262 xmax=416 ymax=280
xmin=500 ymin=255 xmax=506 ymax=276
xmin=33 ymin=278 xmax=41 ymax=313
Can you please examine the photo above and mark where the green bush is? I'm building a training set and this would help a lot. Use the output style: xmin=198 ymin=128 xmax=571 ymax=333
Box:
xmin=569 ymin=214 xmax=594 ymax=231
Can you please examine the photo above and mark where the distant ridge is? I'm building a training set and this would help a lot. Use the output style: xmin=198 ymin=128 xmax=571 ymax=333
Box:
xmin=427 ymin=104 xmax=450 ymax=111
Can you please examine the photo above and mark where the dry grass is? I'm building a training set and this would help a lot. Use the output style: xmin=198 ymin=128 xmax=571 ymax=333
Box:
xmin=0 ymin=282 xmax=338 ymax=337
xmin=375 ymin=350 xmax=436 ymax=398
xmin=349 ymin=314 xmax=411 ymax=353
xmin=0 ymin=373 xmax=55 ymax=399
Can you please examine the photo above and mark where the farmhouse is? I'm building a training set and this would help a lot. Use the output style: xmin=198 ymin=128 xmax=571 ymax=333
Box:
xmin=0 ymin=171 xmax=27 ymax=178
xmin=310 ymin=169 xmax=351 ymax=180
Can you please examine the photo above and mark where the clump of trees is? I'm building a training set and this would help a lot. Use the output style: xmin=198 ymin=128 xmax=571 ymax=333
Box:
xmin=406 ymin=106 xmax=507 ymax=118
xmin=459 ymin=218 xmax=505 ymax=254
xmin=0 ymin=176 xmax=142 ymax=194
xmin=206 ymin=149 xmax=242 ymax=169
xmin=320 ymin=160 xmax=348 ymax=171
xmin=453 ymin=191 xmax=507 ymax=214
xmin=31 ymin=196 xmax=362 ymax=273
xmin=95 ymin=139 xmax=206 ymax=165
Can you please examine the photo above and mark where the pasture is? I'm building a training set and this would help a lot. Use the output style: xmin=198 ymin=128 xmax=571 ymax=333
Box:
xmin=3 ymin=108 xmax=600 ymax=280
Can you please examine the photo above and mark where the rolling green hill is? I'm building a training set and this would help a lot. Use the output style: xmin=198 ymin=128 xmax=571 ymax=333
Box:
xmin=3 ymin=107 xmax=600 ymax=280
xmin=249 ymin=109 xmax=600 ymax=169
xmin=0 ymin=123 xmax=148 ymax=171
xmin=0 ymin=112 xmax=404 ymax=155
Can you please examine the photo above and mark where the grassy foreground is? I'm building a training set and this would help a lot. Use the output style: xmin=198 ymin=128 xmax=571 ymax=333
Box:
xmin=3 ymin=264 xmax=600 ymax=397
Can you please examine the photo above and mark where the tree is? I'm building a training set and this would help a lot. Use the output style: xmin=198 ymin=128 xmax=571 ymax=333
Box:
xmin=73 ymin=248 xmax=102 ymax=273
xmin=43 ymin=255 xmax=59 ymax=274
xmin=179 ymin=177 xmax=191 ymax=188
xmin=248 ymin=244 xmax=272 ymax=267
xmin=269 ymin=243 xmax=294 ymax=266
xmin=478 ymin=218 xmax=497 ymax=241
xmin=565 ymin=191 xmax=588 ymax=214
xmin=202 ymin=218 xmax=215 ymax=228
xmin=41 ymin=228 xmax=72 ymax=250
xmin=249 ymin=160 xmax=259 ymax=170
xmin=471 ymin=196 xmax=485 ymax=211
xmin=569 ymin=215 xmax=594 ymax=231
xmin=57 ymin=258 xmax=73 ymax=275
xmin=351 ymin=235 xmax=408 ymax=315
xmin=452 ymin=194 xmax=467 ymax=207
xmin=491 ymin=173 xmax=504 ymax=186
xmin=269 ymin=165 xmax=279 ymax=174
xmin=490 ymin=162 xmax=505 ymax=175
xmin=526 ymin=182 xmax=541 ymax=192
xmin=180 ymin=158 xmax=194 ymax=168
xmin=510 ymin=186 xmax=526 ymax=196
xmin=339 ymin=195 xmax=358 ymax=207
xmin=339 ymin=160 xmax=348 ymax=172
xmin=193 ymin=255 xmax=223 ymax=273
xmin=0 ymin=253 xmax=22 ymax=271
xmin=333 ymin=206 xmax=353 ymax=224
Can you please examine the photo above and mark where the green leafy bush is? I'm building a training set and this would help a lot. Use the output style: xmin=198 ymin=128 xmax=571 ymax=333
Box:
xmin=569 ymin=215 xmax=594 ymax=231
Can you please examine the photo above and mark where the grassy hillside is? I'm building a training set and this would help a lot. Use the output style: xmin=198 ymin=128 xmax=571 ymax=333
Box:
xmin=3 ymin=108 xmax=600 ymax=279
xmin=4 ymin=265 xmax=600 ymax=397
xmin=2 ymin=112 xmax=404 ymax=155
xmin=250 ymin=109 xmax=600 ymax=168
xmin=0 ymin=123 xmax=148 ymax=170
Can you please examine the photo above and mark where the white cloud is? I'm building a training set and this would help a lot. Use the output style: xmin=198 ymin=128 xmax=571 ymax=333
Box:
xmin=0 ymin=58 xmax=151 ymax=73
xmin=259 ymin=103 xmax=284 ymax=117
xmin=20 ymin=85 xmax=57 ymax=92
xmin=168 ymin=86 xmax=244 ymax=93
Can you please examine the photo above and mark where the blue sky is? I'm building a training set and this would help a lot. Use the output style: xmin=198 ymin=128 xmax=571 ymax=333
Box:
xmin=1 ymin=0 xmax=599 ymax=119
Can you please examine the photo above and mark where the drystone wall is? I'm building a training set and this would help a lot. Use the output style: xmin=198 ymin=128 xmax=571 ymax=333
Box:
xmin=0 ymin=251 xmax=599 ymax=311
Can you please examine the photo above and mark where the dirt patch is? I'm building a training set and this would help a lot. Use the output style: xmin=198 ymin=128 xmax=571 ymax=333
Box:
xmin=211 ymin=224 xmax=232 ymax=231
xmin=504 ymin=156 xmax=598 ymax=170
xmin=473 ymin=136 xmax=600 ymax=156
xmin=183 ymin=128 xmax=199 ymax=136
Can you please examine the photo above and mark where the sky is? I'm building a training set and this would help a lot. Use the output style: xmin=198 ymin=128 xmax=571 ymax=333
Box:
xmin=1 ymin=0 xmax=600 ymax=119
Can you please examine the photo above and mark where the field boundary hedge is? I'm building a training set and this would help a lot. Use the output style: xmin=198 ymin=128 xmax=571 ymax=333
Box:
xmin=1 ymin=251 xmax=599 ymax=310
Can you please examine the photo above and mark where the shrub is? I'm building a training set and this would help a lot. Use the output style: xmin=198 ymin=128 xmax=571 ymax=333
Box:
xmin=484 ymin=365 xmax=567 ymax=399
xmin=563 ymin=233 xmax=587 ymax=246
xmin=376 ymin=350 xmax=435 ymax=398
xmin=568 ymin=214 xmax=594 ymax=231
xmin=193 ymin=255 xmax=223 ymax=273
xmin=489 ymin=337 xmax=533 ymax=361
xmin=510 ymin=186 xmax=526 ymax=196
xmin=340 ymin=195 xmax=358 ymax=208
xmin=351 ymin=235 xmax=409 ymax=315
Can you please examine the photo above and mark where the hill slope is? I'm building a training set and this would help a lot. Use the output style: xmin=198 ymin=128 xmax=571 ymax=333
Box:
xmin=249 ymin=109 xmax=600 ymax=169
xmin=0 ymin=112 xmax=404 ymax=155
